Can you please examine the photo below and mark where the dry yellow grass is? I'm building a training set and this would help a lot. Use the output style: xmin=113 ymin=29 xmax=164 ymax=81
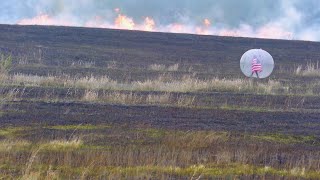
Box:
xmin=42 ymin=138 xmax=83 ymax=151
xmin=148 ymin=63 xmax=179 ymax=72
xmin=84 ymin=91 xmax=196 ymax=107
xmin=7 ymin=72 xmax=320 ymax=103
xmin=0 ymin=73 xmax=286 ymax=95
xmin=295 ymin=62 xmax=320 ymax=77
xmin=1 ymin=131 xmax=319 ymax=179
xmin=82 ymin=89 xmax=99 ymax=101
xmin=101 ymin=91 xmax=144 ymax=104
xmin=0 ymin=139 xmax=31 ymax=152
xmin=146 ymin=93 xmax=171 ymax=104
xmin=167 ymin=63 xmax=179 ymax=71
xmin=149 ymin=64 xmax=166 ymax=71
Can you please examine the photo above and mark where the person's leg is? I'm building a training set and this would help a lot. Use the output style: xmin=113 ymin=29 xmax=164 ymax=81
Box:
xmin=255 ymin=71 xmax=259 ymax=79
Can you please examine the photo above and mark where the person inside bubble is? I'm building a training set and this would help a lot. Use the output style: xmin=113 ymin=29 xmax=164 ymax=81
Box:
xmin=251 ymin=56 xmax=262 ymax=78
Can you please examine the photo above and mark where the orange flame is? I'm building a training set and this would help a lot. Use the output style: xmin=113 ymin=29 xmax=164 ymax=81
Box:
xmin=204 ymin=18 xmax=211 ymax=27
xmin=16 ymin=11 xmax=295 ymax=40
xmin=196 ymin=27 xmax=209 ymax=35
xmin=168 ymin=23 xmax=185 ymax=33
xmin=219 ymin=30 xmax=239 ymax=37
xmin=17 ymin=14 xmax=72 ymax=26
xmin=143 ymin=17 xmax=155 ymax=31
xmin=115 ymin=14 xmax=135 ymax=30
xmin=257 ymin=24 xmax=293 ymax=39
xmin=194 ymin=18 xmax=212 ymax=35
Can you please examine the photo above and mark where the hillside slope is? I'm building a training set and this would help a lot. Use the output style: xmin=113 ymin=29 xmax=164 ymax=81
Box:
xmin=0 ymin=24 xmax=319 ymax=79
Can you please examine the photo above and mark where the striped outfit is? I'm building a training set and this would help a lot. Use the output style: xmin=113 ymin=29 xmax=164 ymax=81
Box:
xmin=251 ymin=58 xmax=262 ymax=73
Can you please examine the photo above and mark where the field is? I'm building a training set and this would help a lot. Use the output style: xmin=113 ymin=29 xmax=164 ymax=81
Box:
xmin=0 ymin=24 xmax=320 ymax=179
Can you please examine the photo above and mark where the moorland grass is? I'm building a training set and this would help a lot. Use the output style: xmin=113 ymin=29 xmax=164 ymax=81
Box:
xmin=0 ymin=73 xmax=285 ymax=94
xmin=41 ymin=138 xmax=83 ymax=151
xmin=0 ymin=127 xmax=30 ymax=137
xmin=148 ymin=63 xmax=179 ymax=72
xmin=295 ymin=62 xmax=320 ymax=77
xmin=0 ymin=162 xmax=316 ymax=179
xmin=251 ymin=133 xmax=317 ymax=145
xmin=0 ymin=127 xmax=319 ymax=179
xmin=0 ymin=139 xmax=31 ymax=152
xmin=1 ymin=162 xmax=319 ymax=179
xmin=47 ymin=124 xmax=111 ymax=131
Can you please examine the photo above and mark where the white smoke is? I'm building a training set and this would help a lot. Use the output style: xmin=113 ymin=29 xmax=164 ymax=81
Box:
xmin=1 ymin=0 xmax=320 ymax=41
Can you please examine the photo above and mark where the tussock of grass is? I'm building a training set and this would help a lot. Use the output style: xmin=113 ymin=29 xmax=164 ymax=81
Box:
xmin=0 ymin=140 xmax=31 ymax=152
xmin=146 ymin=93 xmax=171 ymax=104
xmin=82 ymin=91 xmax=197 ymax=107
xmin=47 ymin=124 xmax=111 ymax=130
xmin=10 ymin=164 xmax=320 ymax=179
xmin=148 ymin=64 xmax=166 ymax=71
xmin=82 ymin=89 xmax=98 ymax=101
xmin=135 ymin=128 xmax=167 ymax=139
xmin=295 ymin=62 xmax=320 ymax=77
xmin=130 ymin=75 xmax=283 ymax=94
xmin=42 ymin=138 xmax=83 ymax=151
xmin=148 ymin=63 xmax=179 ymax=72
xmin=100 ymin=91 xmax=144 ymax=104
xmin=220 ymin=104 xmax=275 ymax=112
xmin=0 ymin=127 xmax=28 ymax=137
xmin=10 ymin=74 xmax=118 ymax=89
xmin=252 ymin=133 xmax=316 ymax=144
xmin=0 ymin=129 xmax=319 ymax=179
xmin=104 ymin=164 xmax=320 ymax=179
xmin=0 ymin=73 xmax=285 ymax=94
xmin=163 ymin=131 xmax=228 ymax=149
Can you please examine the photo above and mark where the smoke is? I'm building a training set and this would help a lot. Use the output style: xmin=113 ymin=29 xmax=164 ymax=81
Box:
xmin=1 ymin=0 xmax=320 ymax=41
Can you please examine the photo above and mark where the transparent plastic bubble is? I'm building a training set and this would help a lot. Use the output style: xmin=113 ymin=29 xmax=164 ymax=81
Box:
xmin=240 ymin=49 xmax=274 ymax=78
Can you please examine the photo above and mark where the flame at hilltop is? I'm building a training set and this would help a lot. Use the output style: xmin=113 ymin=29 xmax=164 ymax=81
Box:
xmin=17 ymin=14 xmax=74 ymax=26
xmin=143 ymin=17 xmax=155 ymax=31
xmin=204 ymin=19 xmax=211 ymax=27
xmin=115 ymin=14 xmax=135 ymax=30
xmin=113 ymin=9 xmax=156 ymax=31
xmin=16 ymin=8 xmax=294 ymax=40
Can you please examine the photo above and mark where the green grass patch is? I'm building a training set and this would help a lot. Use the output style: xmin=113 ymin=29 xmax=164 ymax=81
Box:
xmin=135 ymin=128 xmax=167 ymax=139
xmin=81 ymin=144 xmax=112 ymax=150
xmin=47 ymin=124 xmax=111 ymax=131
xmin=101 ymin=164 xmax=320 ymax=179
xmin=40 ymin=138 xmax=84 ymax=151
xmin=2 ymin=164 xmax=318 ymax=179
xmin=252 ymin=133 xmax=317 ymax=145
xmin=219 ymin=104 xmax=278 ymax=112
xmin=0 ymin=127 xmax=31 ymax=137
xmin=0 ymin=140 xmax=31 ymax=152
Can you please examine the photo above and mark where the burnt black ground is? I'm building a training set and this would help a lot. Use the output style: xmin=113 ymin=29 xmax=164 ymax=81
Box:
xmin=0 ymin=25 xmax=320 ymax=179
xmin=0 ymin=24 xmax=320 ymax=80
xmin=0 ymin=24 xmax=319 ymax=138
xmin=1 ymin=101 xmax=319 ymax=137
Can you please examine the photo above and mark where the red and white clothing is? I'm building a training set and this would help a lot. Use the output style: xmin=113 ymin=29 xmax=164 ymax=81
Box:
xmin=251 ymin=58 xmax=262 ymax=73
